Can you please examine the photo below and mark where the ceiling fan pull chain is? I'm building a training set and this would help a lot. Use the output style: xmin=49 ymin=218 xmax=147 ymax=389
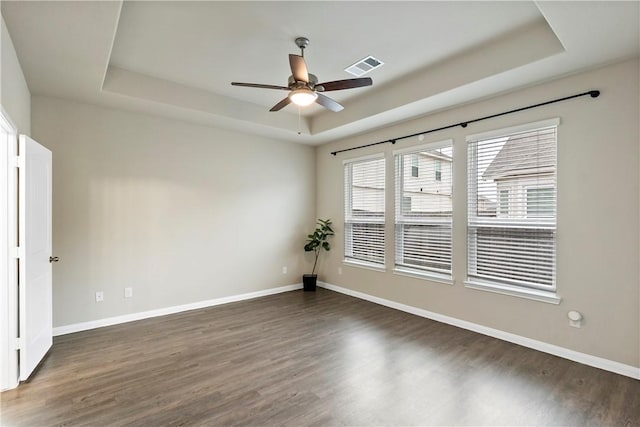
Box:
xmin=297 ymin=107 xmax=302 ymax=135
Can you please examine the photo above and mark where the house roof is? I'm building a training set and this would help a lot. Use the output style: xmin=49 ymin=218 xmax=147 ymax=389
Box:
xmin=482 ymin=129 xmax=555 ymax=180
xmin=418 ymin=151 xmax=453 ymax=162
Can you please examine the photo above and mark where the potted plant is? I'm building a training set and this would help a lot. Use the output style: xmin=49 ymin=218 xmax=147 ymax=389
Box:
xmin=303 ymin=219 xmax=334 ymax=291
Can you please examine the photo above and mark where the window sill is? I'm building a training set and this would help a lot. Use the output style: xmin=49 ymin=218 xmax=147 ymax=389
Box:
xmin=464 ymin=279 xmax=561 ymax=305
xmin=393 ymin=268 xmax=453 ymax=285
xmin=343 ymin=259 xmax=386 ymax=273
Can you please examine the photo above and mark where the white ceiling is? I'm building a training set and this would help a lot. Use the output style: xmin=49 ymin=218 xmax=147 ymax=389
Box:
xmin=2 ymin=1 xmax=639 ymax=145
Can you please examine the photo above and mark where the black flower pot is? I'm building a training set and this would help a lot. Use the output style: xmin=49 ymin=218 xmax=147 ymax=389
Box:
xmin=303 ymin=274 xmax=317 ymax=292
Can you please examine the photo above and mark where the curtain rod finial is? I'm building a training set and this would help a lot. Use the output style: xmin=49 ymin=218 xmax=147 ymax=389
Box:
xmin=589 ymin=90 xmax=600 ymax=98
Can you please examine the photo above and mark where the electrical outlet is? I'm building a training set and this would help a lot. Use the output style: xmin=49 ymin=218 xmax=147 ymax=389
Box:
xmin=124 ymin=287 xmax=133 ymax=298
xmin=282 ymin=266 xmax=287 ymax=274
xmin=95 ymin=291 xmax=104 ymax=302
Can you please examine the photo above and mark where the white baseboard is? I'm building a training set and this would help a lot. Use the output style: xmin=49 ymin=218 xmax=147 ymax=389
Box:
xmin=318 ymin=281 xmax=640 ymax=380
xmin=53 ymin=284 xmax=303 ymax=336
xmin=53 ymin=281 xmax=639 ymax=380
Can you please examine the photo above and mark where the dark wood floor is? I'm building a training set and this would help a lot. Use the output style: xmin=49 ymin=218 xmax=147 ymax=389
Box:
xmin=2 ymin=288 xmax=639 ymax=426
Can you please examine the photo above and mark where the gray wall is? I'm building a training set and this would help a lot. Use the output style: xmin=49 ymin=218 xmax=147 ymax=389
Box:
xmin=32 ymin=97 xmax=316 ymax=327
xmin=0 ymin=16 xmax=30 ymax=134
xmin=316 ymin=58 xmax=639 ymax=368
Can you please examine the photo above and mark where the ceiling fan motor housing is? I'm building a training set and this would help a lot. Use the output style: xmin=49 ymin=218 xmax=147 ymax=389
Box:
xmin=288 ymin=73 xmax=320 ymax=90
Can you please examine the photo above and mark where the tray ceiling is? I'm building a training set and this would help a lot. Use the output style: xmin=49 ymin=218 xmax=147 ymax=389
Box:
xmin=2 ymin=1 xmax=639 ymax=144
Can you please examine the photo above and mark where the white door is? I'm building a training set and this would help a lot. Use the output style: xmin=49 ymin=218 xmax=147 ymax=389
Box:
xmin=18 ymin=135 xmax=53 ymax=381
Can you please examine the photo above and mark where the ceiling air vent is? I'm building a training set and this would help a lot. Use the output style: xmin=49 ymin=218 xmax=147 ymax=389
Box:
xmin=345 ymin=56 xmax=384 ymax=77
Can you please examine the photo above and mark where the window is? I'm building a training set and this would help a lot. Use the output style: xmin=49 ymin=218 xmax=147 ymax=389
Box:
xmin=466 ymin=119 xmax=558 ymax=298
xmin=402 ymin=196 xmax=412 ymax=212
xmin=395 ymin=141 xmax=453 ymax=279
xmin=499 ymin=189 xmax=509 ymax=217
xmin=344 ymin=155 xmax=385 ymax=267
xmin=526 ymin=187 xmax=554 ymax=217
xmin=411 ymin=154 xmax=419 ymax=177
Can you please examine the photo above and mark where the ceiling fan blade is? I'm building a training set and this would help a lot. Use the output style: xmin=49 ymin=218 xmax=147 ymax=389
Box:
xmin=317 ymin=77 xmax=373 ymax=91
xmin=315 ymin=93 xmax=344 ymax=112
xmin=231 ymin=82 xmax=289 ymax=90
xmin=289 ymin=54 xmax=309 ymax=83
xmin=270 ymin=97 xmax=292 ymax=112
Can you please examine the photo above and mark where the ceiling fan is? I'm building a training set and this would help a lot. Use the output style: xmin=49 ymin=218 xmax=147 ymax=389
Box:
xmin=231 ymin=37 xmax=373 ymax=112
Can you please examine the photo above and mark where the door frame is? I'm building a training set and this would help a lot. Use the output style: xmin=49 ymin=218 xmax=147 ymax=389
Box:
xmin=0 ymin=106 xmax=19 ymax=391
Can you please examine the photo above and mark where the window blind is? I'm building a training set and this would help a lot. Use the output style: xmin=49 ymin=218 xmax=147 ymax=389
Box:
xmin=344 ymin=156 xmax=385 ymax=266
xmin=395 ymin=142 xmax=453 ymax=277
xmin=467 ymin=124 xmax=557 ymax=290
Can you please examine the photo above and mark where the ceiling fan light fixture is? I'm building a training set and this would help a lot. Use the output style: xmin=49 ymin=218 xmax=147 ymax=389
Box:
xmin=289 ymin=88 xmax=318 ymax=106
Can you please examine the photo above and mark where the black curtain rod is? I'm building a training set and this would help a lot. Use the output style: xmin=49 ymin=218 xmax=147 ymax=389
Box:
xmin=330 ymin=89 xmax=600 ymax=156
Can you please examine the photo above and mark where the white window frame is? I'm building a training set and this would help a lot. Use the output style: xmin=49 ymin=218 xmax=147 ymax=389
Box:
xmin=343 ymin=153 xmax=386 ymax=270
xmin=393 ymin=140 xmax=453 ymax=283
xmin=465 ymin=118 xmax=561 ymax=304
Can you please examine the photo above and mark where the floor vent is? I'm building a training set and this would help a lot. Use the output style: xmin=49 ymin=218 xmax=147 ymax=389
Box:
xmin=345 ymin=56 xmax=384 ymax=77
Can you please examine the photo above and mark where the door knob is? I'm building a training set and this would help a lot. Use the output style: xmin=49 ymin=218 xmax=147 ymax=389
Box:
xmin=49 ymin=256 xmax=59 ymax=263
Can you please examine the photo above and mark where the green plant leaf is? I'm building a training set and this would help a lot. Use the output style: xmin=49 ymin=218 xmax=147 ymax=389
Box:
xmin=304 ymin=218 xmax=334 ymax=255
